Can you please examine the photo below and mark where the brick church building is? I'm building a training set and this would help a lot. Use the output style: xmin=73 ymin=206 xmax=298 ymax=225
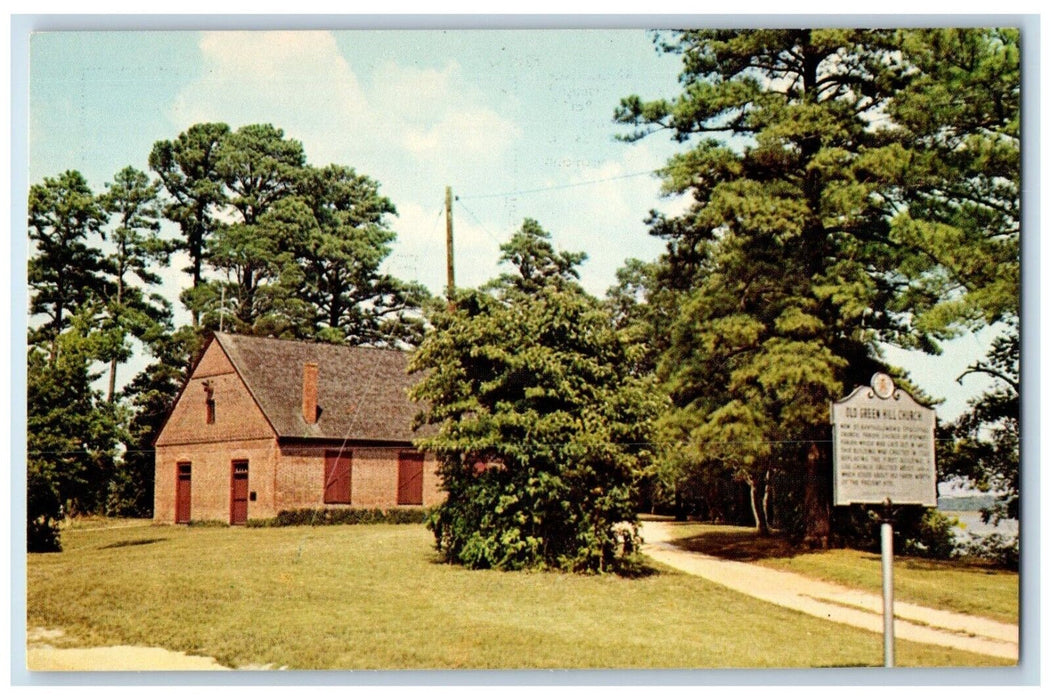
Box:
xmin=152 ymin=333 xmax=441 ymax=524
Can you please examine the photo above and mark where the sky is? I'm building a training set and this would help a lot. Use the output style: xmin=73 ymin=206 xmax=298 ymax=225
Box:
xmin=24 ymin=27 xmax=1006 ymax=420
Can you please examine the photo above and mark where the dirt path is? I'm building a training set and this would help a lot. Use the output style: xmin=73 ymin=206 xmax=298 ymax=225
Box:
xmin=639 ymin=520 xmax=1018 ymax=662
xmin=26 ymin=628 xmax=230 ymax=671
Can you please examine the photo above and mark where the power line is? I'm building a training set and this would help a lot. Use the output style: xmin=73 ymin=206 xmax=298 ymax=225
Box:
xmin=457 ymin=169 xmax=658 ymax=201
xmin=454 ymin=198 xmax=507 ymax=248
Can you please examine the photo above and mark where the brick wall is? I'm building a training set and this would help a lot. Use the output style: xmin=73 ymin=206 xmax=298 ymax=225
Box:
xmin=276 ymin=444 xmax=443 ymax=510
xmin=421 ymin=453 xmax=442 ymax=506
xmin=154 ymin=438 xmax=278 ymax=522
xmin=155 ymin=342 xmax=274 ymax=448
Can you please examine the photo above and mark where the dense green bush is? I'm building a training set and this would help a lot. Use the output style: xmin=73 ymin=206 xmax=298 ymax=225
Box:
xmin=832 ymin=505 xmax=960 ymax=560
xmin=901 ymin=509 xmax=960 ymax=560
xmin=961 ymin=532 xmax=1018 ymax=570
xmin=27 ymin=463 xmax=62 ymax=553
xmin=411 ymin=221 xmax=661 ymax=574
xmin=247 ymin=507 xmax=429 ymax=528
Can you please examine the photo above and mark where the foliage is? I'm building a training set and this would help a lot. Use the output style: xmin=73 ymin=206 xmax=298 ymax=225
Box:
xmin=97 ymin=165 xmax=171 ymax=403
xmin=248 ymin=507 xmax=430 ymax=527
xmin=148 ymin=122 xmax=230 ymax=291
xmin=198 ymin=124 xmax=308 ymax=333
xmin=27 ymin=331 xmax=121 ymax=519
xmin=294 ymin=164 xmax=431 ymax=346
xmin=149 ymin=123 xmax=430 ymax=345
xmin=960 ymin=531 xmax=1019 ymax=571
xmin=899 ymin=509 xmax=961 ymax=560
xmin=937 ymin=319 xmax=1019 ymax=565
xmin=604 ymin=257 xmax=679 ymax=378
xmin=885 ymin=29 xmax=1020 ymax=335
xmin=411 ymin=220 xmax=663 ymax=573
xmin=27 ymin=170 xmax=108 ymax=353
xmin=614 ymin=29 xmax=1020 ymax=545
xmin=939 ymin=324 xmax=1019 ymax=525
xmin=27 ymin=461 xmax=63 ymax=552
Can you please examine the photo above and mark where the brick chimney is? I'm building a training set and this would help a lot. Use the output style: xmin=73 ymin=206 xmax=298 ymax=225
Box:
xmin=302 ymin=362 xmax=319 ymax=424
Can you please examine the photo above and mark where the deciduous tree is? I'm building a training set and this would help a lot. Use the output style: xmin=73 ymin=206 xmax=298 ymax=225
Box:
xmin=411 ymin=220 xmax=663 ymax=572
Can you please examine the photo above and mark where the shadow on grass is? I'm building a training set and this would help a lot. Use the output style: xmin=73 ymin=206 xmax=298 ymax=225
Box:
xmin=671 ymin=529 xmax=800 ymax=562
xmin=423 ymin=552 xmax=662 ymax=578
xmin=895 ymin=555 xmax=1011 ymax=575
xmin=661 ymin=523 xmax=1012 ymax=575
xmin=617 ymin=561 xmax=662 ymax=578
xmin=99 ymin=538 xmax=168 ymax=550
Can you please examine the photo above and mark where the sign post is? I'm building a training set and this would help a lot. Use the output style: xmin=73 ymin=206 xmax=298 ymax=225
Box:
xmin=879 ymin=498 xmax=895 ymax=667
xmin=831 ymin=373 xmax=936 ymax=668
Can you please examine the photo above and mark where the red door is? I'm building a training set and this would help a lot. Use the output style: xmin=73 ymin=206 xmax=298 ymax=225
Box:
xmin=230 ymin=461 xmax=249 ymax=525
xmin=397 ymin=452 xmax=424 ymax=505
xmin=175 ymin=463 xmax=192 ymax=524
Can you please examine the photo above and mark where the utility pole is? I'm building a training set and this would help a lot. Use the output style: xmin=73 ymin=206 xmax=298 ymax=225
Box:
xmin=445 ymin=185 xmax=455 ymax=300
xmin=219 ymin=286 xmax=226 ymax=333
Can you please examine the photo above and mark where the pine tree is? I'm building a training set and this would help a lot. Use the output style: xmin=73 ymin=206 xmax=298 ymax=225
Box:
xmin=98 ymin=165 xmax=171 ymax=402
xmin=149 ymin=122 xmax=230 ymax=325
xmin=28 ymin=170 xmax=109 ymax=359
xmin=615 ymin=29 xmax=1019 ymax=545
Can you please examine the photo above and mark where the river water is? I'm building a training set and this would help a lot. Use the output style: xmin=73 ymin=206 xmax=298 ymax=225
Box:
xmin=943 ymin=510 xmax=1019 ymax=538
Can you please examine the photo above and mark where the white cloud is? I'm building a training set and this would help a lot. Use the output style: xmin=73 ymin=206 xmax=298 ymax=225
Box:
xmin=370 ymin=60 xmax=521 ymax=160
xmin=170 ymin=33 xmax=520 ymax=173
xmin=172 ymin=31 xmax=368 ymax=144
xmin=403 ymin=106 xmax=520 ymax=159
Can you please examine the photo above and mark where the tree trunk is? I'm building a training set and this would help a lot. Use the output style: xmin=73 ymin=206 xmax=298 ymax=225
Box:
xmin=748 ymin=470 xmax=771 ymax=538
xmin=803 ymin=441 xmax=831 ymax=548
xmin=107 ymin=271 xmax=124 ymax=404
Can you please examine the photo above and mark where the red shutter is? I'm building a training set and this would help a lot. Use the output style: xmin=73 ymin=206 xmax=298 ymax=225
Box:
xmin=324 ymin=451 xmax=352 ymax=504
xmin=397 ymin=452 xmax=424 ymax=505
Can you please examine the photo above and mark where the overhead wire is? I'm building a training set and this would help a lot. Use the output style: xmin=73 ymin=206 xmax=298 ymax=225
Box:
xmin=454 ymin=198 xmax=507 ymax=248
xmin=456 ymin=169 xmax=658 ymax=202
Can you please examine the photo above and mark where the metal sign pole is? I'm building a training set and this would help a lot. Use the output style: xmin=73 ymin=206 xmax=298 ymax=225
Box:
xmin=880 ymin=498 xmax=895 ymax=668
xmin=832 ymin=374 xmax=935 ymax=669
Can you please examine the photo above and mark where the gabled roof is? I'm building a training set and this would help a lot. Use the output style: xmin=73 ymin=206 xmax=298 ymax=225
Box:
xmin=213 ymin=332 xmax=427 ymax=443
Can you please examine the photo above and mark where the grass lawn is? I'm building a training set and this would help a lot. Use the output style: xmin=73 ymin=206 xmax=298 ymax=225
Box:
xmin=27 ymin=521 xmax=1010 ymax=670
xmin=662 ymin=522 xmax=1018 ymax=625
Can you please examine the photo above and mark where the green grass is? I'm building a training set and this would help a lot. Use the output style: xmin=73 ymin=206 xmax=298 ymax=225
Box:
xmin=662 ymin=522 xmax=1018 ymax=624
xmin=27 ymin=520 xmax=1010 ymax=670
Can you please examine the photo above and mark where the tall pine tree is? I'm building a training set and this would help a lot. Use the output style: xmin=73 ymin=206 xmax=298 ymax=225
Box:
xmin=616 ymin=29 xmax=1019 ymax=544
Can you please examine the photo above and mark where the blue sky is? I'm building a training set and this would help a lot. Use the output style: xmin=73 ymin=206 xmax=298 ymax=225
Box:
xmin=25 ymin=28 xmax=1003 ymax=420
xmin=29 ymin=30 xmax=685 ymax=296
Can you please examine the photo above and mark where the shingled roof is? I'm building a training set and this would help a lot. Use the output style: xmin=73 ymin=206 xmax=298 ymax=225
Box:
xmin=213 ymin=333 xmax=428 ymax=443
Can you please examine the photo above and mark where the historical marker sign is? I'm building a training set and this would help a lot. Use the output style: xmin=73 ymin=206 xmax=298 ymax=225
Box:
xmin=831 ymin=373 xmax=937 ymax=507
